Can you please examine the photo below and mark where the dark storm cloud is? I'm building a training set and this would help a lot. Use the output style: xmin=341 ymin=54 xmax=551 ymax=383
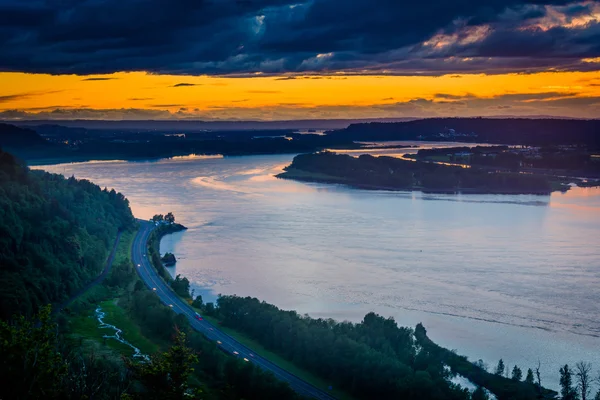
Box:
xmin=450 ymin=21 xmax=600 ymax=59
xmin=0 ymin=0 xmax=598 ymax=76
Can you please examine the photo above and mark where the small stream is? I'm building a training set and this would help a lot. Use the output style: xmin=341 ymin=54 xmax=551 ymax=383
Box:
xmin=95 ymin=306 xmax=149 ymax=361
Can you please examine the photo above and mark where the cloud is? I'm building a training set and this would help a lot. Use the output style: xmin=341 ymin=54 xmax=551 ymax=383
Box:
xmin=435 ymin=93 xmax=476 ymax=100
xmin=0 ymin=94 xmax=26 ymax=103
xmin=149 ymin=104 xmax=184 ymax=108
xmin=274 ymin=75 xmax=328 ymax=80
xmin=128 ymin=97 xmax=154 ymax=101
xmin=0 ymin=90 xmax=63 ymax=103
xmin=1 ymin=0 xmax=599 ymax=76
xmin=2 ymin=90 xmax=600 ymax=121
xmin=0 ymin=108 xmax=172 ymax=120
xmin=171 ymin=83 xmax=199 ymax=87
xmin=81 ymin=77 xmax=116 ymax=81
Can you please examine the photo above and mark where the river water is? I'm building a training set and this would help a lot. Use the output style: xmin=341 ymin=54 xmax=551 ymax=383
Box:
xmin=36 ymin=149 xmax=600 ymax=390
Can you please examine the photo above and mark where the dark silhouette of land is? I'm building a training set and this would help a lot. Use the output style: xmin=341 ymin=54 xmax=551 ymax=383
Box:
xmin=278 ymin=152 xmax=563 ymax=194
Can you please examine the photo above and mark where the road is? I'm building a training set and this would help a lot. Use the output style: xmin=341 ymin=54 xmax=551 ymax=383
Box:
xmin=55 ymin=230 xmax=122 ymax=313
xmin=132 ymin=220 xmax=336 ymax=400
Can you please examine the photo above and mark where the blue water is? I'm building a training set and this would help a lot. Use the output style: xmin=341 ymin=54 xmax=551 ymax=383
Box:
xmin=36 ymin=151 xmax=600 ymax=389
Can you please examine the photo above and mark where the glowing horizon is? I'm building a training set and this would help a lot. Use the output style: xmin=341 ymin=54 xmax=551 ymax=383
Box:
xmin=1 ymin=70 xmax=600 ymax=121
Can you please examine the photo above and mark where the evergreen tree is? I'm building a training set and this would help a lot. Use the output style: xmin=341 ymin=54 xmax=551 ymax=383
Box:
xmin=560 ymin=364 xmax=579 ymax=400
xmin=472 ymin=387 xmax=489 ymax=400
xmin=125 ymin=329 xmax=198 ymax=400
xmin=525 ymin=368 xmax=535 ymax=385
xmin=495 ymin=359 xmax=505 ymax=376
xmin=512 ymin=365 xmax=523 ymax=381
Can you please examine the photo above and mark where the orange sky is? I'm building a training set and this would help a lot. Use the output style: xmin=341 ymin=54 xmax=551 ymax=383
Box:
xmin=2 ymin=70 xmax=600 ymax=120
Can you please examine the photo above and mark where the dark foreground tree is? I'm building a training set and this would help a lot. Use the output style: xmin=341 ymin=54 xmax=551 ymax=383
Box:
xmin=575 ymin=361 xmax=592 ymax=400
xmin=0 ymin=305 xmax=68 ymax=399
xmin=472 ymin=387 xmax=489 ymax=400
xmin=512 ymin=365 xmax=523 ymax=381
xmin=525 ymin=368 xmax=535 ymax=385
xmin=125 ymin=329 xmax=199 ymax=400
xmin=560 ymin=364 xmax=579 ymax=400
xmin=495 ymin=359 xmax=505 ymax=376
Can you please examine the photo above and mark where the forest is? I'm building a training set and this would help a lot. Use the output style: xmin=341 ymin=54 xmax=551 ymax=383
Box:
xmin=0 ymin=149 xmax=301 ymax=399
xmin=211 ymin=295 xmax=470 ymax=400
xmin=414 ymin=146 xmax=600 ymax=176
xmin=196 ymin=295 xmax=599 ymax=400
xmin=278 ymin=152 xmax=556 ymax=194
xmin=0 ymin=122 xmax=355 ymax=164
xmin=0 ymin=147 xmax=134 ymax=319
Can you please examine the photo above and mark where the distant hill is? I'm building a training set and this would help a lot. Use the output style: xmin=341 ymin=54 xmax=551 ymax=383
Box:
xmin=0 ymin=123 xmax=48 ymax=147
xmin=6 ymin=117 xmax=417 ymax=131
xmin=329 ymin=118 xmax=600 ymax=146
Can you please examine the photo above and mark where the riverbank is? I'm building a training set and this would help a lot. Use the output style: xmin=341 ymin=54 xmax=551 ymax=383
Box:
xmin=277 ymin=168 xmax=561 ymax=195
xmin=39 ymin=154 xmax=600 ymax=392
xmin=147 ymin=222 xmax=188 ymax=281
xmin=60 ymin=221 xmax=304 ymax=400
xmin=156 ymin=224 xmax=558 ymax=400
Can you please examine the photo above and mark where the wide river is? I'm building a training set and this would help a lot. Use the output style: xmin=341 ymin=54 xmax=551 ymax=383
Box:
xmin=37 ymin=147 xmax=600 ymax=390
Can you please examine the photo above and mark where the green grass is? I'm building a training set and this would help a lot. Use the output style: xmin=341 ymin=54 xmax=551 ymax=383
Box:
xmin=200 ymin=313 xmax=356 ymax=400
xmin=65 ymin=226 xmax=159 ymax=358
xmin=115 ymin=229 xmax=135 ymax=266
xmin=67 ymin=299 xmax=159 ymax=357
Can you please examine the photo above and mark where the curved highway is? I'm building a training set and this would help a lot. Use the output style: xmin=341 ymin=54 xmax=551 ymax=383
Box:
xmin=132 ymin=220 xmax=336 ymax=400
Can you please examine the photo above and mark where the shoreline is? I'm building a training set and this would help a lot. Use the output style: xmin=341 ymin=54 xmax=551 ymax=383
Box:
xmin=41 ymin=155 xmax=600 ymax=393
xmin=277 ymin=170 xmax=558 ymax=195
xmin=156 ymin=227 xmax=557 ymax=398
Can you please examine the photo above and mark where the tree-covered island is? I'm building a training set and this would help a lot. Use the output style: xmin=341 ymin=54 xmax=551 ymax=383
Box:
xmin=277 ymin=152 xmax=568 ymax=194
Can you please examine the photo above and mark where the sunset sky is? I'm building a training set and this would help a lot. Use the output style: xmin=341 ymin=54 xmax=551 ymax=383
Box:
xmin=1 ymin=0 xmax=600 ymax=120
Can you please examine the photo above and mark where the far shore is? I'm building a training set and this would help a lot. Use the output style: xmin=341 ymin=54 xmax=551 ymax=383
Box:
xmin=276 ymin=169 xmax=562 ymax=195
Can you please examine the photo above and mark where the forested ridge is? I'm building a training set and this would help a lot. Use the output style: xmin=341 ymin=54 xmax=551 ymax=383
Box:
xmin=0 ymin=147 xmax=135 ymax=319
xmin=330 ymin=118 xmax=600 ymax=146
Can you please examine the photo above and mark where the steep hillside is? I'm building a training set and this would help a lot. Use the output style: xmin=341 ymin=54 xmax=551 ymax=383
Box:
xmin=0 ymin=148 xmax=135 ymax=319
